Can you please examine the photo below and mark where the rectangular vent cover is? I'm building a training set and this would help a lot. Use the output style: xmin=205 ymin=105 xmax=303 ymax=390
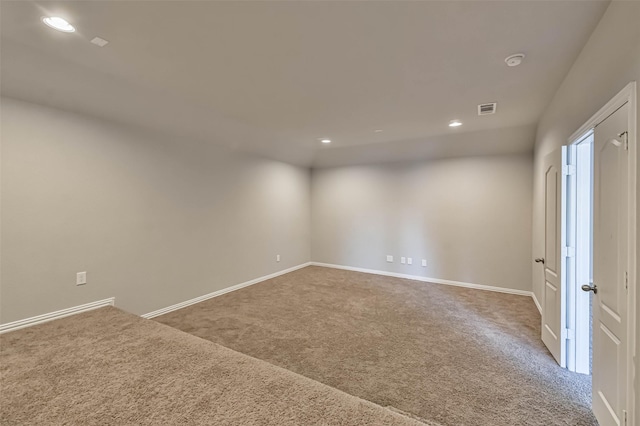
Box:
xmin=478 ymin=103 xmax=497 ymax=115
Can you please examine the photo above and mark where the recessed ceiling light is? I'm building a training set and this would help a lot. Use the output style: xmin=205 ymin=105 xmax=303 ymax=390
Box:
xmin=449 ymin=120 xmax=463 ymax=127
xmin=505 ymin=53 xmax=525 ymax=67
xmin=42 ymin=16 xmax=75 ymax=33
xmin=321 ymin=139 xmax=332 ymax=144
xmin=374 ymin=129 xmax=383 ymax=133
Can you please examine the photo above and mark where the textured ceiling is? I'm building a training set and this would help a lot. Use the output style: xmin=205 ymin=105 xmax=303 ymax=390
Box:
xmin=0 ymin=1 xmax=609 ymax=167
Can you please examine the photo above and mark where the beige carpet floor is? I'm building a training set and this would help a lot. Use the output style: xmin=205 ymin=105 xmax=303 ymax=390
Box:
xmin=0 ymin=306 xmax=431 ymax=426
xmin=157 ymin=266 xmax=597 ymax=426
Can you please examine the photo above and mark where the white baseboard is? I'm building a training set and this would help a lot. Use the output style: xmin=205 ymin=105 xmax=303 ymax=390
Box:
xmin=0 ymin=297 xmax=115 ymax=335
xmin=310 ymin=262 xmax=534 ymax=298
xmin=531 ymin=292 xmax=542 ymax=314
xmin=141 ymin=262 xmax=312 ymax=319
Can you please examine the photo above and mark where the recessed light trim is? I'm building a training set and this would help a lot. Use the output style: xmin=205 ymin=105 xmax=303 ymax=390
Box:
xmin=321 ymin=139 xmax=332 ymax=144
xmin=42 ymin=16 xmax=75 ymax=33
xmin=449 ymin=120 xmax=463 ymax=128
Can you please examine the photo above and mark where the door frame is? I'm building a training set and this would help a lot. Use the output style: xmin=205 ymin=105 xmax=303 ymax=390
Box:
xmin=567 ymin=81 xmax=637 ymax=425
xmin=565 ymin=132 xmax=593 ymax=375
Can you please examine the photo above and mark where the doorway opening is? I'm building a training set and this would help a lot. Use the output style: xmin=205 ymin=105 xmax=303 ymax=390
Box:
xmin=565 ymin=131 xmax=593 ymax=375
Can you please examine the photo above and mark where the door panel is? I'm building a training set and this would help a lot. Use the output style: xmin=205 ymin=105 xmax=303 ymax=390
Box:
xmin=592 ymin=103 xmax=628 ymax=426
xmin=545 ymin=167 xmax=559 ymax=273
xmin=541 ymin=148 xmax=565 ymax=366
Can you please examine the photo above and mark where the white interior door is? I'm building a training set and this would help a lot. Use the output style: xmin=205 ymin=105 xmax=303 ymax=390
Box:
xmin=573 ymin=137 xmax=594 ymax=375
xmin=590 ymin=103 xmax=629 ymax=426
xmin=541 ymin=148 xmax=567 ymax=367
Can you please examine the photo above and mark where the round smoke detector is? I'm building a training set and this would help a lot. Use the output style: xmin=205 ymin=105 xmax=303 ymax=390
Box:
xmin=505 ymin=53 xmax=525 ymax=67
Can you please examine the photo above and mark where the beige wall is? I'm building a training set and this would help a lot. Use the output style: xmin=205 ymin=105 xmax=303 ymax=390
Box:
xmin=531 ymin=0 xmax=640 ymax=418
xmin=311 ymin=154 xmax=533 ymax=291
xmin=0 ymin=98 xmax=311 ymax=323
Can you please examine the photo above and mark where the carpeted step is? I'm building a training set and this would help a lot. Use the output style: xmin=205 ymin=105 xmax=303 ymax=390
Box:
xmin=0 ymin=306 xmax=438 ymax=425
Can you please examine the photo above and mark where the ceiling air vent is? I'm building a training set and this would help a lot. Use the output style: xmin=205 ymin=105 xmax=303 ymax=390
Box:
xmin=478 ymin=103 xmax=497 ymax=116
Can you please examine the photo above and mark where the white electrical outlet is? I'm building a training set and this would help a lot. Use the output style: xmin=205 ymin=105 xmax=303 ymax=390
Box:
xmin=407 ymin=258 xmax=413 ymax=265
xmin=276 ymin=254 xmax=281 ymax=262
xmin=401 ymin=257 xmax=406 ymax=264
xmin=76 ymin=271 xmax=87 ymax=286
xmin=386 ymin=255 xmax=393 ymax=262
xmin=422 ymin=259 xmax=427 ymax=267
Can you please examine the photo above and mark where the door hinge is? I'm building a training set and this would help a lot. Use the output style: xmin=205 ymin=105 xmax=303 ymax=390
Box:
xmin=562 ymin=328 xmax=575 ymax=340
xmin=618 ymin=131 xmax=629 ymax=151
xmin=562 ymin=165 xmax=576 ymax=176
xmin=623 ymin=409 xmax=627 ymax=425
xmin=625 ymin=271 xmax=629 ymax=291
xmin=562 ymin=246 xmax=575 ymax=258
